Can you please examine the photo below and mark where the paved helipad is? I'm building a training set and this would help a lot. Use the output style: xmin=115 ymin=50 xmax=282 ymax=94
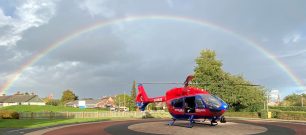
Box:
xmin=128 ymin=121 xmax=267 ymax=135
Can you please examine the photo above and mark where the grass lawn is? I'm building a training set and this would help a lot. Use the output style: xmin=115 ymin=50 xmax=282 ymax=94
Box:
xmin=0 ymin=105 xmax=108 ymax=112
xmin=0 ymin=118 xmax=110 ymax=128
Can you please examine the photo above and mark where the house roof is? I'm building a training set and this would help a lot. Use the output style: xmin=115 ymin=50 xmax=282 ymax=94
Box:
xmin=66 ymin=100 xmax=78 ymax=105
xmin=97 ymin=97 xmax=116 ymax=107
xmin=84 ymin=99 xmax=100 ymax=105
xmin=4 ymin=95 xmax=35 ymax=102
xmin=0 ymin=95 xmax=44 ymax=103
xmin=101 ymin=96 xmax=115 ymax=100
xmin=0 ymin=96 xmax=11 ymax=102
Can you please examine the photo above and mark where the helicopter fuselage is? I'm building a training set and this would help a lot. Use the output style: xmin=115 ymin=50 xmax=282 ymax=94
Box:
xmin=165 ymin=87 xmax=228 ymax=120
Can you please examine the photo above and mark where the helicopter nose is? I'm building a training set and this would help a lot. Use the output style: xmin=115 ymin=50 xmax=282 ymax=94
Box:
xmin=220 ymin=103 xmax=228 ymax=110
xmin=223 ymin=104 xmax=228 ymax=109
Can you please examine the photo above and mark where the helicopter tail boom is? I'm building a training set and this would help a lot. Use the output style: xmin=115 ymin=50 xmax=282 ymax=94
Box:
xmin=136 ymin=84 xmax=165 ymax=111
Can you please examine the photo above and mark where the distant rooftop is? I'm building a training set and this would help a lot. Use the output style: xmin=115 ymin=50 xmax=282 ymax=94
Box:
xmin=0 ymin=94 xmax=43 ymax=103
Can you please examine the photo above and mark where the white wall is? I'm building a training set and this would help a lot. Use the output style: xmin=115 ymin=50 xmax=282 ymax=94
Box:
xmin=2 ymin=102 xmax=45 ymax=107
xmin=21 ymin=102 xmax=30 ymax=105
xmin=3 ymin=103 xmax=18 ymax=107
xmin=29 ymin=102 xmax=46 ymax=106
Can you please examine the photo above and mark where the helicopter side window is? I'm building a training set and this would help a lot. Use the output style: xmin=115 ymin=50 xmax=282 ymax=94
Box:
xmin=201 ymin=94 xmax=222 ymax=109
xmin=195 ymin=96 xmax=205 ymax=109
xmin=172 ymin=98 xmax=184 ymax=108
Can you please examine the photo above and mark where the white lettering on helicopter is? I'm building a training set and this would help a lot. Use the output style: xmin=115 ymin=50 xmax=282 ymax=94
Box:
xmin=174 ymin=109 xmax=184 ymax=112
xmin=154 ymin=98 xmax=163 ymax=102
xmin=196 ymin=109 xmax=206 ymax=112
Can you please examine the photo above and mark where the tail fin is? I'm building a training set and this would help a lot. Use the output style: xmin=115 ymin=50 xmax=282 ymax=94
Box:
xmin=136 ymin=84 xmax=150 ymax=102
xmin=136 ymin=84 xmax=165 ymax=111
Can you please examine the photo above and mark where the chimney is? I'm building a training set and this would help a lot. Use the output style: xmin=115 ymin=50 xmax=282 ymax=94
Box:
xmin=14 ymin=91 xmax=21 ymax=95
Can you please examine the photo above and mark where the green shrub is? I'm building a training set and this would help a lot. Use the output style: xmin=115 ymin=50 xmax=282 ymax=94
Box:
xmin=273 ymin=111 xmax=306 ymax=121
xmin=259 ymin=110 xmax=268 ymax=119
xmin=224 ymin=110 xmax=306 ymax=121
xmin=224 ymin=112 xmax=259 ymax=118
xmin=46 ymin=99 xmax=61 ymax=106
xmin=269 ymin=109 xmax=281 ymax=118
xmin=0 ymin=110 xmax=19 ymax=119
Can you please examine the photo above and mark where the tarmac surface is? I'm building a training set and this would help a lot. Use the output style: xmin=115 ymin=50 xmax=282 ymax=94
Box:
xmin=1 ymin=118 xmax=306 ymax=135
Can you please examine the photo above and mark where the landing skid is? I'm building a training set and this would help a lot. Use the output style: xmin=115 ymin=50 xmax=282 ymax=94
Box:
xmin=210 ymin=120 xmax=218 ymax=126
xmin=220 ymin=116 xmax=226 ymax=123
xmin=168 ymin=116 xmax=225 ymax=128
xmin=210 ymin=117 xmax=219 ymax=126
xmin=168 ymin=118 xmax=176 ymax=126
xmin=169 ymin=115 xmax=195 ymax=128
xmin=187 ymin=115 xmax=194 ymax=128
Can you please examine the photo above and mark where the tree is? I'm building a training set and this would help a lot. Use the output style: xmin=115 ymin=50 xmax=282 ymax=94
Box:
xmin=193 ymin=50 xmax=225 ymax=94
xmin=282 ymin=93 xmax=306 ymax=106
xmin=115 ymin=94 xmax=131 ymax=108
xmin=60 ymin=89 xmax=78 ymax=104
xmin=130 ymin=80 xmax=137 ymax=111
xmin=193 ymin=49 xmax=265 ymax=112
xmin=46 ymin=99 xmax=61 ymax=106
xmin=82 ymin=98 xmax=93 ymax=100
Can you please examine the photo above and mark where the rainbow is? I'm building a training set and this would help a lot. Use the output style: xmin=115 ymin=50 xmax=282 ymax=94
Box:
xmin=1 ymin=15 xmax=305 ymax=94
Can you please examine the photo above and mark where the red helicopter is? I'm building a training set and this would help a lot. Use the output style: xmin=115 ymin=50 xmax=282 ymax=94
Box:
xmin=136 ymin=75 xmax=229 ymax=128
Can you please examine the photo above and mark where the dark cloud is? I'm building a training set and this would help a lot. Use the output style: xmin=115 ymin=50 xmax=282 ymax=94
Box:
xmin=49 ymin=34 xmax=133 ymax=65
xmin=1 ymin=0 xmax=306 ymax=98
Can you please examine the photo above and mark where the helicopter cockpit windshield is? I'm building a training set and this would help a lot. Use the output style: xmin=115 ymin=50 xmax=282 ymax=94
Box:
xmin=200 ymin=94 xmax=222 ymax=110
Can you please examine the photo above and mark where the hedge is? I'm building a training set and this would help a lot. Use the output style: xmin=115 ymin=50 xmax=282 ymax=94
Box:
xmin=0 ymin=110 xmax=19 ymax=119
xmin=269 ymin=106 xmax=306 ymax=112
xmin=273 ymin=111 xmax=306 ymax=121
xmin=225 ymin=110 xmax=306 ymax=121
xmin=224 ymin=112 xmax=259 ymax=118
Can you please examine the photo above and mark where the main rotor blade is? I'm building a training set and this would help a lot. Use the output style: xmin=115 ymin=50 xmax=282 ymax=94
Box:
xmin=138 ymin=82 xmax=183 ymax=85
xmin=191 ymin=83 xmax=261 ymax=86
xmin=233 ymin=84 xmax=261 ymax=86
xmin=138 ymin=82 xmax=260 ymax=86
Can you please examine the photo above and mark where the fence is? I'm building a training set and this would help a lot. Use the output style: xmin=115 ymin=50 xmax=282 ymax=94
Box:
xmin=224 ymin=112 xmax=259 ymax=118
xmin=18 ymin=111 xmax=171 ymax=119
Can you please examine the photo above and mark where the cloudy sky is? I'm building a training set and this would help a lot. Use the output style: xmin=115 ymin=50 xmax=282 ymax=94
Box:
xmin=0 ymin=0 xmax=305 ymax=99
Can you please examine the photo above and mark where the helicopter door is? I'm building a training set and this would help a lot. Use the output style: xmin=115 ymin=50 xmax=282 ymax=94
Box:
xmin=184 ymin=96 xmax=195 ymax=113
